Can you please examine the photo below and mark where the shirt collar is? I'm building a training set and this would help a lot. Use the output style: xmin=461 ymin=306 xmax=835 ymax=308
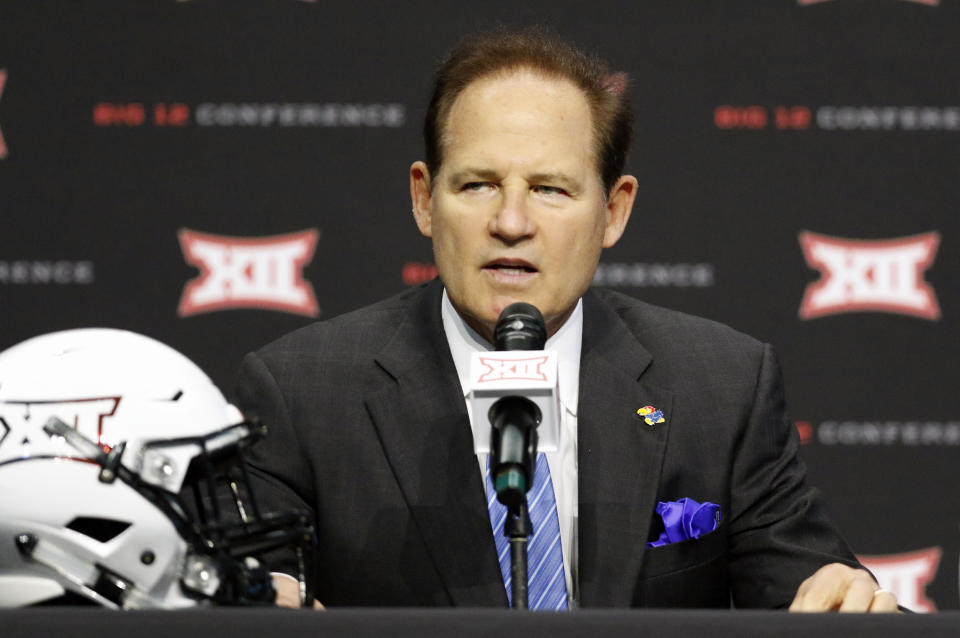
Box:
xmin=441 ymin=289 xmax=582 ymax=416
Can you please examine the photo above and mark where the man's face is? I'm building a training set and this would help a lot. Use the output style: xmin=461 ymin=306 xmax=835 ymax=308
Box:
xmin=411 ymin=70 xmax=635 ymax=342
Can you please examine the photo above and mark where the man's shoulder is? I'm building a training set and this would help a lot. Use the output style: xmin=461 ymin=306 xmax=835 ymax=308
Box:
xmin=255 ymin=283 xmax=429 ymax=362
xmin=590 ymin=288 xmax=774 ymax=394
xmin=591 ymin=288 xmax=766 ymax=359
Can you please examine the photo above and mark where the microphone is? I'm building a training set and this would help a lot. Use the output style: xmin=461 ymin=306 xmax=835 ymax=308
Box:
xmin=493 ymin=303 xmax=546 ymax=351
xmin=469 ymin=303 xmax=559 ymax=508
xmin=471 ymin=303 xmax=560 ymax=609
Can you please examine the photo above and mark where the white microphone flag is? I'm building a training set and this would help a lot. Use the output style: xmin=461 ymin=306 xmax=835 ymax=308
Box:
xmin=468 ymin=349 xmax=560 ymax=454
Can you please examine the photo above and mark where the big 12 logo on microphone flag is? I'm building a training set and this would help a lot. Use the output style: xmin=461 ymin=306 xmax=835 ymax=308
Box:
xmin=477 ymin=354 xmax=551 ymax=383
xmin=178 ymin=228 xmax=320 ymax=317
xmin=798 ymin=231 xmax=940 ymax=320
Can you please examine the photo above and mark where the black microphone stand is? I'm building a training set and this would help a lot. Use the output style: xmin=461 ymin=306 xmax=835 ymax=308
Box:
xmin=504 ymin=501 xmax=532 ymax=608
xmin=490 ymin=396 xmax=540 ymax=610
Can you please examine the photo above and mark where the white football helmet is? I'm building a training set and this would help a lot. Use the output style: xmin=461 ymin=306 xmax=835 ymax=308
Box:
xmin=0 ymin=328 xmax=314 ymax=608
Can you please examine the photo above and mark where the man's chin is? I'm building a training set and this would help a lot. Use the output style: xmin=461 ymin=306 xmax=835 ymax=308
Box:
xmin=489 ymin=296 xmax=536 ymax=321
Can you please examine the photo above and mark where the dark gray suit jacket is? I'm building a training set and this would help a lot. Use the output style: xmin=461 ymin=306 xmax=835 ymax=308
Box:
xmin=236 ymin=279 xmax=860 ymax=608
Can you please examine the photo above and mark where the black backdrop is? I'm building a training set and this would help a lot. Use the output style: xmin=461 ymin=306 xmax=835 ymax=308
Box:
xmin=0 ymin=0 xmax=956 ymax=610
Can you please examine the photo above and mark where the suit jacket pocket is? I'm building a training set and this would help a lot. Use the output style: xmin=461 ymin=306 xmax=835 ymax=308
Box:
xmin=640 ymin=521 xmax=728 ymax=579
xmin=634 ymin=522 xmax=729 ymax=607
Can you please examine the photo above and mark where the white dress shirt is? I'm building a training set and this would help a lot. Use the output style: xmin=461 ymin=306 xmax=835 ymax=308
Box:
xmin=441 ymin=289 xmax=581 ymax=604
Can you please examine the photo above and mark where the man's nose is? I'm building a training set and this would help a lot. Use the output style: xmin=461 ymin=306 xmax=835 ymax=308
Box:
xmin=488 ymin=188 xmax=536 ymax=242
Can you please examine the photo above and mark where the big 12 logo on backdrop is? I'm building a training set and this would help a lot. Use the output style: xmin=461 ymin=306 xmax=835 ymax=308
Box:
xmin=178 ymin=228 xmax=320 ymax=317
xmin=0 ymin=69 xmax=8 ymax=160
xmin=798 ymin=231 xmax=940 ymax=320
xmin=798 ymin=0 xmax=939 ymax=5
xmin=857 ymin=547 xmax=941 ymax=612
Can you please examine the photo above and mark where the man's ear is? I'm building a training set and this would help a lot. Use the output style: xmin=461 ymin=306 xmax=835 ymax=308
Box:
xmin=602 ymin=174 xmax=638 ymax=248
xmin=410 ymin=161 xmax=433 ymax=238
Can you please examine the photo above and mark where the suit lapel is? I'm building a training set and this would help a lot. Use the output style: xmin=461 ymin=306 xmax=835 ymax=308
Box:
xmin=364 ymin=281 xmax=507 ymax=606
xmin=578 ymin=292 xmax=672 ymax=607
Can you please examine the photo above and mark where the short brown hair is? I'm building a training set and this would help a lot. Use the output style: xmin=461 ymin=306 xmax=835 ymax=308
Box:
xmin=423 ymin=27 xmax=633 ymax=194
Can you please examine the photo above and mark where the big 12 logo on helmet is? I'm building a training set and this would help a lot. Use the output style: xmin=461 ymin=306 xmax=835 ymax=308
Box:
xmin=0 ymin=397 xmax=120 ymax=459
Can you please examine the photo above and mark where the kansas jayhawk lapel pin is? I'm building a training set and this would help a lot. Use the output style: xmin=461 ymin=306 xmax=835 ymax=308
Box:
xmin=636 ymin=405 xmax=665 ymax=426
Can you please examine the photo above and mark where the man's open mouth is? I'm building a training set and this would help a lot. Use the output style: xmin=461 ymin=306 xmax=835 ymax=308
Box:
xmin=483 ymin=259 xmax=538 ymax=276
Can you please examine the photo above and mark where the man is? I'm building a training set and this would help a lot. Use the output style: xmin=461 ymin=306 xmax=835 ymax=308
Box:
xmin=238 ymin=29 xmax=898 ymax=612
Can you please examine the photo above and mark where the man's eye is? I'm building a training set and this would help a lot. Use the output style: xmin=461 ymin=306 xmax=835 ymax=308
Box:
xmin=462 ymin=182 xmax=491 ymax=191
xmin=533 ymin=185 xmax=567 ymax=196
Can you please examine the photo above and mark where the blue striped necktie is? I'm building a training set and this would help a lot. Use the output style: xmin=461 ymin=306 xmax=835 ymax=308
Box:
xmin=485 ymin=453 xmax=569 ymax=610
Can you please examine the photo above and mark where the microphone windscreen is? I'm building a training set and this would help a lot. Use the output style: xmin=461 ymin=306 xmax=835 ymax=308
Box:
xmin=494 ymin=303 xmax=546 ymax=351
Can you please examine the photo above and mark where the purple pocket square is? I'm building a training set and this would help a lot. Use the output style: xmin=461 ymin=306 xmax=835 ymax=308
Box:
xmin=646 ymin=498 xmax=721 ymax=548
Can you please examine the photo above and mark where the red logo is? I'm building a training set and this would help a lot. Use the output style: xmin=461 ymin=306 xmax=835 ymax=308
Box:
xmin=798 ymin=231 xmax=940 ymax=320
xmin=402 ymin=261 xmax=438 ymax=286
xmin=178 ymin=228 xmax=319 ymax=317
xmin=857 ymin=547 xmax=941 ymax=612
xmin=477 ymin=356 xmax=549 ymax=382
xmin=799 ymin=0 xmax=938 ymax=5
xmin=175 ymin=0 xmax=316 ymax=3
xmin=0 ymin=70 xmax=8 ymax=160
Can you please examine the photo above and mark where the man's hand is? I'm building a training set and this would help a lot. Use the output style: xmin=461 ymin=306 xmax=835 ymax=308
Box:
xmin=272 ymin=573 xmax=325 ymax=610
xmin=789 ymin=563 xmax=898 ymax=612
